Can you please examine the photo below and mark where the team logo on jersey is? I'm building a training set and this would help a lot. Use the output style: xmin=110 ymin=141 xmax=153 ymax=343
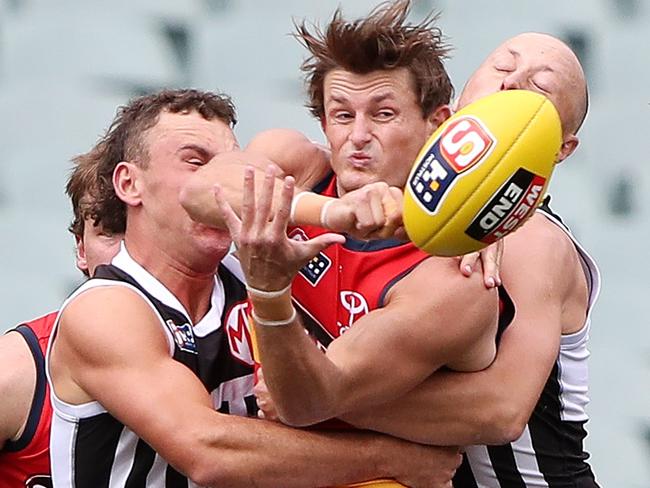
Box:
xmin=290 ymin=228 xmax=332 ymax=286
xmin=337 ymin=290 xmax=369 ymax=335
xmin=25 ymin=475 xmax=52 ymax=488
xmin=408 ymin=116 xmax=495 ymax=215
xmin=165 ymin=319 xmax=198 ymax=354
xmin=225 ymin=301 xmax=254 ymax=366
xmin=299 ymin=254 xmax=332 ymax=286
xmin=465 ymin=168 xmax=547 ymax=243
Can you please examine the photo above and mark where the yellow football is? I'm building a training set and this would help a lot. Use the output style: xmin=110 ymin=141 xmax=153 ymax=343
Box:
xmin=403 ymin=89 xmax=562 ymax=256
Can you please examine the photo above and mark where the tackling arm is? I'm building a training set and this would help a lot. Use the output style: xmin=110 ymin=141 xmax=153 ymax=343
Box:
xmin=341 ymin=216 xmax=577 ymax=445
xmin=179 ymin=129 xmax=330 ymax=230
xmin=49 ymin=286 xmax=452 ymax=487
xmin=255 ymin=258 xmax=498 ymax=427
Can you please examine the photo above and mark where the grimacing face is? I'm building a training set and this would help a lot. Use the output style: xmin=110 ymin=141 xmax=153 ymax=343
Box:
xmin=119 ymin=111 xmax=239 ymax=270
xmin=456 ymin=33 xmax=586 ymax=162
xmin=321 ymin=67 xmax=445 ymax=195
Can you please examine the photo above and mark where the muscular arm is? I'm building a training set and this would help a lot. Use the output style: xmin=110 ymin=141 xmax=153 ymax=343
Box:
xmin=180 ymin=129 xmax=330 ymax=229
xmin=342 ymin=215 xmax=581 ymax=445
xmin=0 ymin=332 xmax=35 ymax=448
xmin=49 ymin=286 xmax=443 ymax=487
xmin=255 ymin=258 xmax=498 ymax=427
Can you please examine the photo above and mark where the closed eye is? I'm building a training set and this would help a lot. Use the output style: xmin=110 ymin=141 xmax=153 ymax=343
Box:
xmin=177 ymin=144 xmax=213 ymax=166
xmin=531 ymin=78 xmax=552 ymax=95
xmin=186 ymin=157 xmax=205 ymax=166
xmin=494 ymin=63 xmax=514 ymax=73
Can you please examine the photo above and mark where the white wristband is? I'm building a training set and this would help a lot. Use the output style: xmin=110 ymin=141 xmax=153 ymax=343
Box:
xmin=251 ymin=307 xmax=297 ymax=327
xmin=246 ymin=283 xmax=291 ymax=299
xmin=319 ymin=199 xmax=335 ymax=228
xmin=290 ymin=191 xmax=310 ymax=224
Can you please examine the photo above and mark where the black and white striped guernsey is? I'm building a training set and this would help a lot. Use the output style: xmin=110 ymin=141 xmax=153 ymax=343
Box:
xmin=453 ymin=199 xmax=601 ymax=487
xmin=46 ymin=244 xmax=257 ymax=487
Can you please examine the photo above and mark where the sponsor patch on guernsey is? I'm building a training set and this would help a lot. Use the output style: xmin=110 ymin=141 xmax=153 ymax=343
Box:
xmin=299 ymin=253 xmax=331 ymax=286
xmin=290 ymin=228 xmax=331 ymax=286
xmin=465 ymin=168 xmax=547 ymax=243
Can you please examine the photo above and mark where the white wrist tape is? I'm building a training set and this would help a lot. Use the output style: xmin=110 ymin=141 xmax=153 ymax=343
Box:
xmin=245 ymin=283 xmax=291 ymax=299
xmin=319 ymin=199 xmax=335 ymax=229
xmin=251 ymin=307 xmax=297 ymax=327
xmin=290 ymin=191 xmax=310 ymax=224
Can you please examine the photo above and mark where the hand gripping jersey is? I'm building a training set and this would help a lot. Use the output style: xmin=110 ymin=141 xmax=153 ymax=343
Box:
xmin=453 ymin=197 xmax=601 ymax=488
xmin=0 ymin=311 xmax=56 ymax=488
xmin=46 ymin=245 xmax=256 ymax=488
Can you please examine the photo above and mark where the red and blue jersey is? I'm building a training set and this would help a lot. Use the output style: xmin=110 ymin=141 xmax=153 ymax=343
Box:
xmin=0 ymin=311 xmax=56 ymax=488
xmin=289 ymin=174 xmax=431 ymax=349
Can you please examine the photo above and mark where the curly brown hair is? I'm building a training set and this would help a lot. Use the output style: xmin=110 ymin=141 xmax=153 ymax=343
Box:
xmin=90 ymin=89 xmax=237 ymax=234
xmin=295 ymin=0 xmax=453 ymax=120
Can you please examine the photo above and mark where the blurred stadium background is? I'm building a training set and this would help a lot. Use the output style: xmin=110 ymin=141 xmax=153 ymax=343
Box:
xmin=0 ymin=0 xmax=647 ymax=485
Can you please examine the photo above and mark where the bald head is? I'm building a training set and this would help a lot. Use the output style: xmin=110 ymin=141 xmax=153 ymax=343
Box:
xmin=459 ymin=32 xmax=587 ymax=136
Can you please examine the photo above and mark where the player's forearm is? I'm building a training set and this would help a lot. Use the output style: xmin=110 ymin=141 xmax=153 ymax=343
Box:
xmin=184 ymin=413 xmax=395 ymax=487
xmin=180 ymin=151 xmax=289 ymax=229
xmin=341 ymin=369 xmax=524 ymax=446
xmin=254 ymin=318 xmax=348 ymax=426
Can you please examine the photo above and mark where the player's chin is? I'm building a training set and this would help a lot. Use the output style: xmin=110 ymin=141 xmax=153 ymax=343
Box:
xmin=192 ymin=226 xmax=232 ymax=250
xmin=339 ymin=170 xmax=380 ymax=193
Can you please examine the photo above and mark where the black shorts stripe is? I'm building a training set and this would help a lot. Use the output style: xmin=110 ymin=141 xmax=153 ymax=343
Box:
xmin=74 ymin=413 xmax=123 ymax=487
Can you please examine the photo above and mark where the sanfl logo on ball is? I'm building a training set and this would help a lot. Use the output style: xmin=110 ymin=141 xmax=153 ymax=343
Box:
xmin=440 ymin=117 xmax=495 ymax=172
xmin=408 ymin=116 xmax=495 ymax=215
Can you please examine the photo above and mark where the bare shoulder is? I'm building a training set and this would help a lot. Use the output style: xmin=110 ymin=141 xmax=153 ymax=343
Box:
xmin=0 ymin=331 xmax=35 ymax=444
xmin=58 ymin=285 xmax=169 ymax=362
xmin=385 ymin=255 xmax=498 ymax=370
xmin=391 ymin=255 xmax=491 ymax=299
xmin=0 ymin=332 xmax=34 ymax=396
xmin=503 ymin=213 xmax=579 ymax=285
xmin=388 ymin=255 xmax=498 ymax=325
xmin=246 ymin=129 xmax=331 ymax=188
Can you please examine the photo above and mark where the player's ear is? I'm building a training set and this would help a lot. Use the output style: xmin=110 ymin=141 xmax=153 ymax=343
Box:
xmin=556 ymin=134 xmax=579 ymax=164
xmin=426 ymin=104 xmax=452 ymax=135
xmin=113 ymin=161 xmax=142 ymax=206
xmin=75 ymin=234 xmax=89 ymax=276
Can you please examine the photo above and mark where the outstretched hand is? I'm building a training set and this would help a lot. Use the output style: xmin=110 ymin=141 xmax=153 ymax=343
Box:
xmin=213 ymin=165 xmax=346 ymax=291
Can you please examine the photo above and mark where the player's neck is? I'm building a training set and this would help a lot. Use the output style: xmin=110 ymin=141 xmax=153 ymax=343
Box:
xmin=123 ymin=236 xmax=226 ymax=324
